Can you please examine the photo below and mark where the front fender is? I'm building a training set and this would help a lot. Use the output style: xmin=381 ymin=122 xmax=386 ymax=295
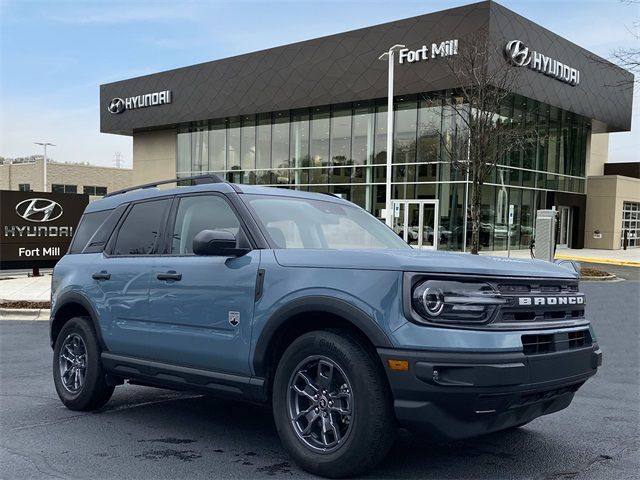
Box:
xmin=252 ymin=294 xmax=394 ymax=376
xmin=249 ymin=252 xmax=405 ymax=376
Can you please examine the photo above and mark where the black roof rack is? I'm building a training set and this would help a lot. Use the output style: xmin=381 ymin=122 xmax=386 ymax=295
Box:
xmin=104 ymin=174 xmax=226 ymax=198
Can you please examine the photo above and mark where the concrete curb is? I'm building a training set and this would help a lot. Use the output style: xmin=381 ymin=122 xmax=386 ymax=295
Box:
xmin=555 ymin=255 xmax=640 ymax=267
xmin=0 ymin=308 xmax=50 ymax=321
xmin=580 ymin=274 xmax=618 ymax=282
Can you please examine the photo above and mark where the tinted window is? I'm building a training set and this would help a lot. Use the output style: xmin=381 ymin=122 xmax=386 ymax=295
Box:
xmin=69 ymin=210 xmax=111 ymax=254
xmin=171 ymin=195 xmax=240 ymax=254
xmin=113 ymin=199 xmax=171 ymax=255
xmin=83 ymin=204 xmax=127 ymax=254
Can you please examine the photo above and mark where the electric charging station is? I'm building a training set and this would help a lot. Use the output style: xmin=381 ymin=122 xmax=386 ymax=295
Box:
xmin=535 ymin=209 xmax=558 ymax=262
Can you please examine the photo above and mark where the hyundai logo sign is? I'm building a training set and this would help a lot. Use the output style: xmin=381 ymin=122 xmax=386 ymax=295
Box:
xmin=108 ymin=98 xmax=125 ymax=114
xmin=107 ymin=90 xmax=172 ymax=114
xmin=505 ymin=40 xmax=580 ymax=86
xmin=15 ymin=198 xmax=63 ymax=223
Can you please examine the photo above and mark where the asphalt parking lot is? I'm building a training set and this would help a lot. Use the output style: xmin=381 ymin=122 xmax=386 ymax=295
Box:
xmin=1 ymin=277 xmax=638 ymax=480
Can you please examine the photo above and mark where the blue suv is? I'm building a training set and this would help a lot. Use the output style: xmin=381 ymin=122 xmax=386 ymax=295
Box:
xmin=50 ymin=175 xmax=601 ymax=478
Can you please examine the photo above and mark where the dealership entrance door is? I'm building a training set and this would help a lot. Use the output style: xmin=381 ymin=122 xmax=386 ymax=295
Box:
xmin=391 ymin=200 xmax=439 ymax=249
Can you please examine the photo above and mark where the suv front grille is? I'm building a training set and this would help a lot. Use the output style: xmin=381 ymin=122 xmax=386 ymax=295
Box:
xmin=496 ymin=280 xmax=584 ymax=325
xmin=521 ymin=330 xmax=592 ymax=355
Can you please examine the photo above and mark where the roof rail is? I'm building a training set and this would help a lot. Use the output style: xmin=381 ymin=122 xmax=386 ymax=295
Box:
xmin=104 ymin=174 xmax=226 ymax=198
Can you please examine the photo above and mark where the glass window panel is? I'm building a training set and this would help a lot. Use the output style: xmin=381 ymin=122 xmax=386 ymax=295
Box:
xmin=290 ymin=109 xmax=310 ymax=185
xmin=227 ymin=117 xmax=241 ymax=173
xmin=494 ymin=178 xmax=509 ymax=251
xmin=330 ymin=105 xmax=352 ymax=168
xmin=177 ymin=129 xmax=191 ymax=176
xmin=171 ymin=195 xmax=240 ymax=254
xmin=508 ymin=188 xmax=522 ymax=249
xmin=191 ymin=126 xmax=209 ymax=173
xmin=351 ymin=103 xmax=374 ymax=167
xmin=394 ymin=98 xmax=417 ymax=164
xmin=520 ymin=189 xmax=534 ymax=249
xmin=113 ymin=199 xmax=171 ymax=256
xmin=241 ymin=115 xmax=256 ymax=183
xmin=309 ymin=106 xmax=330 ymax=184
xmin=438 ymin=183 xmax=465 ymax=251
xmin=548 ymin=106 xmax=560 ymax=174
xmin=479 ymin=185 xmax=495 ymax=250
xmin=256 ymin=113 xmax=271 ymax=171
xmin=373 ymin=100 xmax=387 ymax=165
xmin=209 ymin=120 xmax=226 ymax=172
xmin=272 ymin=111 xmax=291 ymax=185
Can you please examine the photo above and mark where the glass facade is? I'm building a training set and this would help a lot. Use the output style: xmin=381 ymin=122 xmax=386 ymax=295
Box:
xmin=176 ymin=91 xmax=590 ymax=251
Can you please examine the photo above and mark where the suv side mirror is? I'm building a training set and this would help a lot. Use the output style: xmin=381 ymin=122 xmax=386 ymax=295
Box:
xmin=193 ymin=229 xmax=249 ymax=257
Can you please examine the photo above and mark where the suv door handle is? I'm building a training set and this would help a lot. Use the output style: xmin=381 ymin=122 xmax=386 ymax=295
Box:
xmin=92 ymin=271 xmax=111 ymax=280
xmin=157 ymin=271 xmax=182 ymax=281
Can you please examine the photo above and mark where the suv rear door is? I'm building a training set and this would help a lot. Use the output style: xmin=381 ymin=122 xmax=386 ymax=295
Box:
xmin=94 ymin=197 xmax=172 ymax=356
xmin=146 ymin=193 xmax=260 ymax=375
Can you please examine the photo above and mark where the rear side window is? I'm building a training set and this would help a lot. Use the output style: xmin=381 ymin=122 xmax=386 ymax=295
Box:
xmin=112 ymin=199 xmax=171 ymax=255
xmin=68 ymin=210 xmax=111 ymax=254
xmin=171 ymin=195 xmax=240 ymax=254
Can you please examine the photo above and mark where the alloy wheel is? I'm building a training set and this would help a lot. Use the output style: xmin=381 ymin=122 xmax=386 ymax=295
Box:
xmin=287 ymin=355 xmax=354 ymax=453
xmin=58 ymin=333 xmax=87 ymax=394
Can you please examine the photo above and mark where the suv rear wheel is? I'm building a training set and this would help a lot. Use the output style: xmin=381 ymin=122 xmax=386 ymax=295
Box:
xmin=53 ymin=317 xmax=114 ymax=411
xmin=272 ymin=330 xmax=396 ymax=478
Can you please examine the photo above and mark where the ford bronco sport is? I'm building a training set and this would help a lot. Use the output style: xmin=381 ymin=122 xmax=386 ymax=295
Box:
xmin=50 ymin=175 xmax=601 ymax=478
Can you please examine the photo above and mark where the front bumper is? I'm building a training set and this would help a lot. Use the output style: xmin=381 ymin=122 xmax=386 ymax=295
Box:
xmin=378 ymin=343 xmax=601 ymax=440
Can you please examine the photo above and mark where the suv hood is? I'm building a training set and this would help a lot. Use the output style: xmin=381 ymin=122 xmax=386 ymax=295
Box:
xmin=273 ymin=249 xmax=577 ymax=279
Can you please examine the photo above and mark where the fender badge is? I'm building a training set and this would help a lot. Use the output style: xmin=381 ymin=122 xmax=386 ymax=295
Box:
xmin=229 ymin=311 xmax=240 ymax=327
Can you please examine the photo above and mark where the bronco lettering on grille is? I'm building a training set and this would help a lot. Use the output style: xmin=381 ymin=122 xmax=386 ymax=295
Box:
xmin=518 ymin=296 xmax=584 ymax=306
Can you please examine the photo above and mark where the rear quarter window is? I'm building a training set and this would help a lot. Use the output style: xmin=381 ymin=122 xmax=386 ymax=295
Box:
xmin=68 ymin=210 xmax=112 ymax=254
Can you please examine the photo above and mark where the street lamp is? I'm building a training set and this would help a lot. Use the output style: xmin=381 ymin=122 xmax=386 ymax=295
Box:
xmin=378 ymin=44 xmax=406 ymax=227
xmin=34 ymin=142 xmax=55 ymax=192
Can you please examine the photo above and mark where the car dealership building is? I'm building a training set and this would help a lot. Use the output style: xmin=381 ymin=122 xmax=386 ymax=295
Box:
xmin=100 ymin=1 xmax=634 ymax=252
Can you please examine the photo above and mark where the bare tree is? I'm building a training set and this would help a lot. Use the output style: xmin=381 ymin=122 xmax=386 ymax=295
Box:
xmin=423 ymin=32 xmax=543 ymax=254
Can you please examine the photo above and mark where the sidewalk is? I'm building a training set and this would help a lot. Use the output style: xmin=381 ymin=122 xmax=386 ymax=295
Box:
xmin=0 ymin=274 xmax=52 ymax=320
xmin=0 ymin=274 xmax=52 ymax=302
xmin=479 ymin=247 xmax=640 ymax=267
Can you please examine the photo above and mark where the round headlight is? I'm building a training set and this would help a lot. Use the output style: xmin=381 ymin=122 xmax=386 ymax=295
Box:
xmin=422 ymin=286 xmax=444 ymax=316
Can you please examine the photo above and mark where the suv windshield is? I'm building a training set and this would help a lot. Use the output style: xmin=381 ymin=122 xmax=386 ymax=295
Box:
xmin=244 ymin=194 xmax=410 ymax=250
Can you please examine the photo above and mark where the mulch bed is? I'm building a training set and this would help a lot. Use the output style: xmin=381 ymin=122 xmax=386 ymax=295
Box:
xmin=0 ymin=300 xmax=51 ymax=309
xmin=580 ymin=267 xmax=612 ymax=278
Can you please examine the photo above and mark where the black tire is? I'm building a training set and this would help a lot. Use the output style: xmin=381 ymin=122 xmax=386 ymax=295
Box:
xmin=507 ymin=420 xmax=533 ymax=430
xmin=272 ymin=330 xmax=396 ymax=478
xmin=53 ymin=316 xmax=114 ymax=411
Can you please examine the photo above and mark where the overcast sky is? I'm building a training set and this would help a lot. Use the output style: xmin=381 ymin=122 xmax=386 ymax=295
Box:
xmin=1 ymin=0 xmax=638 ymax=168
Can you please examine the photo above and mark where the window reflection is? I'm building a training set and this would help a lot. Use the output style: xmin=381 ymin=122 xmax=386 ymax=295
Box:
xmin=175 ymin=91 xmax=589 ymax=251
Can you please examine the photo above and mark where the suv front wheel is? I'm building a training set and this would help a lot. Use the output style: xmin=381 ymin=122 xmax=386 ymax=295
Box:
xmin=53 ymin=317 xmax=114 ymax=411
xmin=272 ymin=330 xmax=396 ymax=478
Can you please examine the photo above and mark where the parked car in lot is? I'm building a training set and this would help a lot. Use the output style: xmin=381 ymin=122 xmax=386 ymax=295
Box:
xmin=50 ymin=175 xmax=601 ymax=478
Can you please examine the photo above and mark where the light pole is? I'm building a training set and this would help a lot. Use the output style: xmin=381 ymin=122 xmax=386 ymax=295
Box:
xmin=34 ymin=142 xmax=55 ymax=192
xmin=378 ymin=44 xmax=405 ymax=227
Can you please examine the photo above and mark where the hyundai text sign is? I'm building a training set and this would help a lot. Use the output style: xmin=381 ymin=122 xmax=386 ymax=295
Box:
xmin=504 ymin=40 xmax=580 ymax=86
xmin=0 ymin=190 xmax=88 ymax=268
xmin=107 ymin=89 xmax=172 ymax=114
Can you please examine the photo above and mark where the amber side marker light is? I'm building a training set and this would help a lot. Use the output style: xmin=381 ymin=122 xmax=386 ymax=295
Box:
xmin=387 ymin=359 xmax=409 ymax=371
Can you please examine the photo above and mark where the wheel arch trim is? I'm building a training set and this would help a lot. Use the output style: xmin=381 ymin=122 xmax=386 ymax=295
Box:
xmin=50 ymin=292 xmax=106 ymax=350
xmin=252 ymin=295 xmax=393 ymax=377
